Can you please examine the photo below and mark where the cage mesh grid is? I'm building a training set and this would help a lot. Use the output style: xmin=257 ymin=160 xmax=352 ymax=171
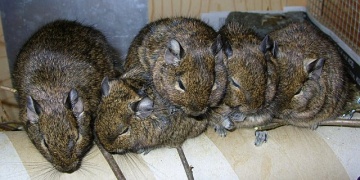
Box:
xmin=307 ymin=0 xmax=360 ymax=56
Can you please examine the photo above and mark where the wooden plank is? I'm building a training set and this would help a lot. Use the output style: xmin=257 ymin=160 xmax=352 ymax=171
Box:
xmin=149 ymin=0 xmax=307 ymax=21
xmin=0 ymin=17 xmax=20 ymax=124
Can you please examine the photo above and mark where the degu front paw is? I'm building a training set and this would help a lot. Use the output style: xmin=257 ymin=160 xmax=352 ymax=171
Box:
xmin=222 ymin=117 xmax=235 ymax=131
xmin=214 ymin=124 xmax=228 ymax=137
xmin=254 ymin=131 xmax=268 ymax=146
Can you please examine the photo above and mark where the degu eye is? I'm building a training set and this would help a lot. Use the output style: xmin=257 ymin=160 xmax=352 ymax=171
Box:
xmin=230 ymin=77 xmax=241 ymax=88
xmin=294 ymin=86 xmax=303 ymax=95
xmin=129 ymin=101 xmax=141 ymax=112
xmin=41 ymin=138 xmax=49 ymax=149
xmin=175 ymin=79 xmax=186 ymax=92
xmin=68 ymin=134 xmax=78 ymax=151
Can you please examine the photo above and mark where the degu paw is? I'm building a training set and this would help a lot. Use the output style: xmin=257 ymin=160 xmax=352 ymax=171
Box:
xmin=214 ymin=125 xmax=228 ymax=137
xmin=310 ymin=123 xmax=319 ymax=130
xmin=254 ymin=131 xmax=268 ymax=146
xmin=222 ymin=118 xmax=235 ymax=131
xmin=342 ymin=109 xmax=356 ymax=120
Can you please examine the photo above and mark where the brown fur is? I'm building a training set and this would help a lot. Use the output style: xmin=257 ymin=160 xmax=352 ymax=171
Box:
xmin=12 ymin=20 xmax=117 ymax=173
xmin=268 ymin=22 xmax=349 ymax=127
xmin=95 ymin=78 xmax=208 ymax=154
xmin=122 ymin=17 xmax=225 ymax=117
xmin=209 ymin=23 xmax=277 ymax=136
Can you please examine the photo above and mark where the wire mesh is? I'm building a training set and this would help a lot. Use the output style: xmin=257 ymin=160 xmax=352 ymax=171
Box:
xmin=308 ymin=0 xmax=360 ymax=56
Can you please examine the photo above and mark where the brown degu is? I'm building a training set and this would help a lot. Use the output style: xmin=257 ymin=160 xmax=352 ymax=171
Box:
xmin=95 ymin=77 xmax=208 ymax=154
xmin=13 ymin=20 xmax=118 ymax=173
xmin=208 ymin=22 xmax=278 ymax=136
xmin=122 ymin=17 xmax=226 ymax=117
xmin=267 ymin=22 xmax=349 ymax=128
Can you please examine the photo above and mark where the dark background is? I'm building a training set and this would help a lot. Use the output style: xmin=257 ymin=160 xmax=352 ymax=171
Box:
xmin=0 ymin=0 xmax=148 ymax=74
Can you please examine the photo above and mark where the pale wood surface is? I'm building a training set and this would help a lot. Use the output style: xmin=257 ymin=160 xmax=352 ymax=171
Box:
xmin=0 ymin=18 xmax=19 ymax=124
xmin=149 ymin=0 xmax=307 ymax=21
xmin=0 ymin=127 xmax=349 ymax=179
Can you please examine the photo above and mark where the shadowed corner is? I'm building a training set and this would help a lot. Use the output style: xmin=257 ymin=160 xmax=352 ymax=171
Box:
xmin=0 ymin=85 xmax=22 ymax=131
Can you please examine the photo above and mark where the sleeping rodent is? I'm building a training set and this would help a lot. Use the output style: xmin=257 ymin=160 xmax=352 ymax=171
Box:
xmin=122 ymin=17 xmax=225 ymax=117
xmin=267 ymin=22 xmax=349 ymax=128
xmin=208 ymin=22 xmax=277 ymax=136
xmin=95 ymin=77 xmax=208 ymax=154
xmin=12 ymin=20 xmax=118 ymax=173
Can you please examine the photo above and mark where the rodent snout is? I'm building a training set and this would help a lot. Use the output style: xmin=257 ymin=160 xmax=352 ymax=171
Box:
xmin=53 ymin=160 xmax=81 ymax=173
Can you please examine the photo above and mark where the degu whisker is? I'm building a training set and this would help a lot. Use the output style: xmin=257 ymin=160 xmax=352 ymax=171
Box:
xmin=22 ymin=161 xmax=57 ymax=180
xmin=126 ymin=154 xmax=148 ymax=178
xmin=124 ymin=153 xmax=146 ymax=177
xmin=81 ymin=161 xmax=107 ymax=174
xmin=115 ymin=153 xmax=149 ymax=179
xmin=45 ymin=168 xmax=61 ymax=180
xmin=77 ymin=167 xmax=88 ymax=178
xmin=127 ymin=153 xmax=169 ymax=179
xmin=29 ymin=165 xmax=57 ymax=180
xmin=21 ymin=161 xmax=53 ymax=171
xmin=75 ymin=165 xmax=96 ymax=178
xmin=83 ymin=145 xmax=101 ymax=160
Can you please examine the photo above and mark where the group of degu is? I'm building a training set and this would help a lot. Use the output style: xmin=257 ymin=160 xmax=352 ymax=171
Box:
xmin=11 ymin=15 xmax=360 ymax=175
xmin=95 ymin=17 xmax=226 ymax=154
xmin=95 ymin=16 xmax=360 ymax=157
xmin=12 ymin=17 xmax=226 ymax=174
xmin=210 ymin=20 xmax=359 ymax=140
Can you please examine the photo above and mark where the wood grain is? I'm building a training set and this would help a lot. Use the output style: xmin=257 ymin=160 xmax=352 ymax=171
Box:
xmin=149 ymin=0 xmax=307 ymax=21
xmin=0 ymin=17 xmax=20 ymax=124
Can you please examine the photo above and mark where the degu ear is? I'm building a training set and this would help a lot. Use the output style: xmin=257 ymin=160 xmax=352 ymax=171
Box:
xmin=217 ymin=34 xmax=233 ymax=59
xmin=26 ymin=96 xmax=42 ymax=124
xmin=137 ymin=97 xmax=154 ymax=112
xmin=271 ymin=41 xmax=279 ymax=58
xmin=211 ymin=34 xmax=223 ymax=56
xmin=259 ymin=35 xmax=272 ymax=54
xmin=260 ymin=34 xmax=279 ymax=57
xmin=165 ymin=39 xmax=184 ymax=66
xmin=101 ymin=76 xmax=110 ymax=97
xmin=136 ymin=97 xmax=154 ymax=119
xmin=304 ymin=58 xmax=326 ymax=80
xmin=65 ymin=89 xmax=84 ymax=118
